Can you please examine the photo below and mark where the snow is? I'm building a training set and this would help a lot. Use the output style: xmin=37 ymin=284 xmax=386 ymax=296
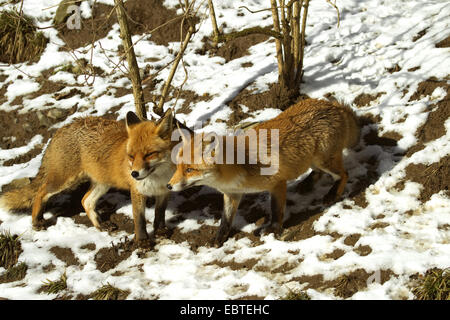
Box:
xmin=0 ymin=0 xmax=449 ymax=300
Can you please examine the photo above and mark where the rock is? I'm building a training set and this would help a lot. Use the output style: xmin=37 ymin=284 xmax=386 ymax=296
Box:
xmin=54 ymin=0 xmax=82 ymax=25
xmin=36 ymin=110 xmax=51 ymax=127
xmin=46 ymin=108 xmax=68 ymax=120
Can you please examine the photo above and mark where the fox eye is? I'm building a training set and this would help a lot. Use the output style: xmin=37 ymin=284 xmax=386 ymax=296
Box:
xmin=185 ymin=167 xmax=195 ymax=173
xmin=128 ymin=154 xmax=134 ymax=160
xmin=144 ymin=151 xmax=158 ymax=159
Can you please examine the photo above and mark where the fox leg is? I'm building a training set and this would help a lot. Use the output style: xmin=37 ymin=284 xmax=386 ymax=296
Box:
xmin=31 ymin=180 xmax=64 ymax=230
xmin=31 ymin=183 xmax=49 ymax=230
xmin=317 ymin=152 xmax=348 ymax=201
xmin=81 ymin=183 xmax=109 ymax=229
xmin=130 ymin=189 xmax=149 ymax=244
xmin=268 ymin=180 xmax=287 ymax=236
xmin=215 ymin=193 xmax=242 ymax=247
xmin=153 ymin=193 xmax=169 ymax=234
xmin=31 ymin=174 xmax=82 ymax=230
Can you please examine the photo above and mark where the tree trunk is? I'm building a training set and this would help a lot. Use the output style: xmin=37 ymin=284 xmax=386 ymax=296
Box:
xmin=114 ymin=0 xmax=147 ymax=120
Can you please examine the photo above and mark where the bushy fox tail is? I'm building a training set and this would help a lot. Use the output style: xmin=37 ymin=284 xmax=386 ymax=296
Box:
xmin=0 ymin=175 xmax=44 ymax=212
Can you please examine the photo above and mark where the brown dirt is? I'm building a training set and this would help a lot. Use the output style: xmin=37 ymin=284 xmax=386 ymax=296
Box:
xmin=353 ymin=92 xmax=385 ymax=107
xmin=322 ymin=249 xmax=346 ymax=261
xmin=0 ymin=104 xmax=77 ymax=151
xmin=56 ymin=3 xmax=115 ymax=50
xmin=406 ymin=77 xmax=450 ymax=156
xmin=198 ymin=34 xmax=270 ymax=62
xmin=413 ymin=29 xmax=427 ymax=42
xmin=403 ymin=155 xmax=450 ymax=202
xmin=57 ymin=0 xmax=195 ymax=50
xmin=292 ymin=269 xmax=396 ymax=299
xmin=343 ymin=233 xmax=361 ymax=247
xmin=50 ymin=246 xmax=80 ymax=266
xmin=94 ymin=237 xmax=137 ymax=273
xmin=387 ymin=64 xmax=401 ymax=74
xmin=354 ymin=245 xmax=372 ymax=256
xmin=436 ymin=35 xmax=450 ymax=48
xmin=395 ymin=77 xmax=450 ymax=202
xmin=225 ymin=83 xmax=309 ymax=127
xmin=208 ymin=258 xmax=259 ymax=271
xmin=0 ymin=70 xmax=81 ymax=169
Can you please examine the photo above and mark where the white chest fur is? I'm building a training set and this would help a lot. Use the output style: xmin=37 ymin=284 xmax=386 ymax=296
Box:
xmin=134 ymin=163 xmax=174 ymax=196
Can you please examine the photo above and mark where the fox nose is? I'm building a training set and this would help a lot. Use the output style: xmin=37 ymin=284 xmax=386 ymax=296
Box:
xmin=131 ymin=171 xmax=139 ymax=179
xmin=166 ymin=184 xmax=172 ymax=190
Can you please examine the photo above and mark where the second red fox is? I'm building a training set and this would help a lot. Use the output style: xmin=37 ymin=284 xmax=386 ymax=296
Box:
xmin=167 ymin=98 xmax=360 ymax=246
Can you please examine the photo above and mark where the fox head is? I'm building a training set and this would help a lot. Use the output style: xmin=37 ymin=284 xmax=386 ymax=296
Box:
xmin=125 ymin=110 xmax=174 ymax=181
xmin=167 ymin=131 xmax=220 ymax=191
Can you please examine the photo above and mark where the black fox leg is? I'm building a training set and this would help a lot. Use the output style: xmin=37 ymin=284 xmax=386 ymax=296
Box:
xmin=154 ymin=193 xmax=169 ymax=233
xmin=268 ymin=180 xmax=286 ymax=236
xmin=215 ymin=193 xmax=242 ymax=247
xmin=131 ymin=189 xmax=149 ymax=244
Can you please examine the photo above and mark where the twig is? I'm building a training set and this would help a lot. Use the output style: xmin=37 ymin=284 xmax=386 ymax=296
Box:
xmin=326 ymin=0 xmax=340 ymax=27
xmin=155 ymin=18 xmax=195 ymax=116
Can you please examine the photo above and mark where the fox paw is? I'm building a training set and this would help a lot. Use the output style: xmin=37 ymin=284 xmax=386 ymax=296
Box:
xmin=324 ymin=191 xmax=340 ymax=205
xmin=99 ymin=221 xmax=118 ymax=232
xmin=134 ymin=238 xmax=154 ymax=250
xmin=213 ymin=231 xmax=230 ymax=248
xmin=153 ymin=225 xmax=171 ymax=238
xmin=32 ymin=219 xmax=49 ymax=231
xmin=255 ymin=223 xmax=283 ymax=238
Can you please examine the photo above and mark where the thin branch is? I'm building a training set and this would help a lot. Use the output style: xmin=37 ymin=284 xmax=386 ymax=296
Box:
xmin=292 ymin=0 xmax=301 ymax=77
xmin=326 ymin=0 xmax=340 ymax=27
xmin=296 ymin=0 xmax=310 ymax=84
xmin=155 ymin=1 xmax=197 ymax=116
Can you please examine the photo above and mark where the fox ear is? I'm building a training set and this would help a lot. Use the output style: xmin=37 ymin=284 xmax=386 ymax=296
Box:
xmin=177 ymin=121 xmax=189 ymax=144
xmin=126 ymin=112 xmax=141 ymax=131
xmin=155 ymin=108 xmax=174 ymax=137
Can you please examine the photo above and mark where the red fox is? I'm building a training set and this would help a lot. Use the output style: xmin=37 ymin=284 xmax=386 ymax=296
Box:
xmin=167 ymin=99 xmax=360 ymax=246
xmin=0 ymin=110 xmax=179 ymax=246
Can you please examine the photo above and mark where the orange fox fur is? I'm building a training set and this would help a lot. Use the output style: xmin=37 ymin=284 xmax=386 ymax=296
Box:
xmin=168 ymin=98 xmax=360 ymax=246
xmin=0 ymin=110 xmax=178 ymax=244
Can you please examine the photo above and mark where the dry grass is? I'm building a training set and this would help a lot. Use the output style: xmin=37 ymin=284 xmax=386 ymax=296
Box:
xmin=412 ymin=268 xmax=449 ymax=300
xmin=0 ymin=262 xmax=27 ymax=283
xmin=41 ymin=272 xmax=68 ymax=295
xmin=0 ymin=230 xmax=22 ymax=269
xmin=90 ymin=283 xmax=129 ymax=300
xmin=0 ymin=9 xmax=48 ymax=63
xmin=281 ymin=288 xmax=311 ymax=300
